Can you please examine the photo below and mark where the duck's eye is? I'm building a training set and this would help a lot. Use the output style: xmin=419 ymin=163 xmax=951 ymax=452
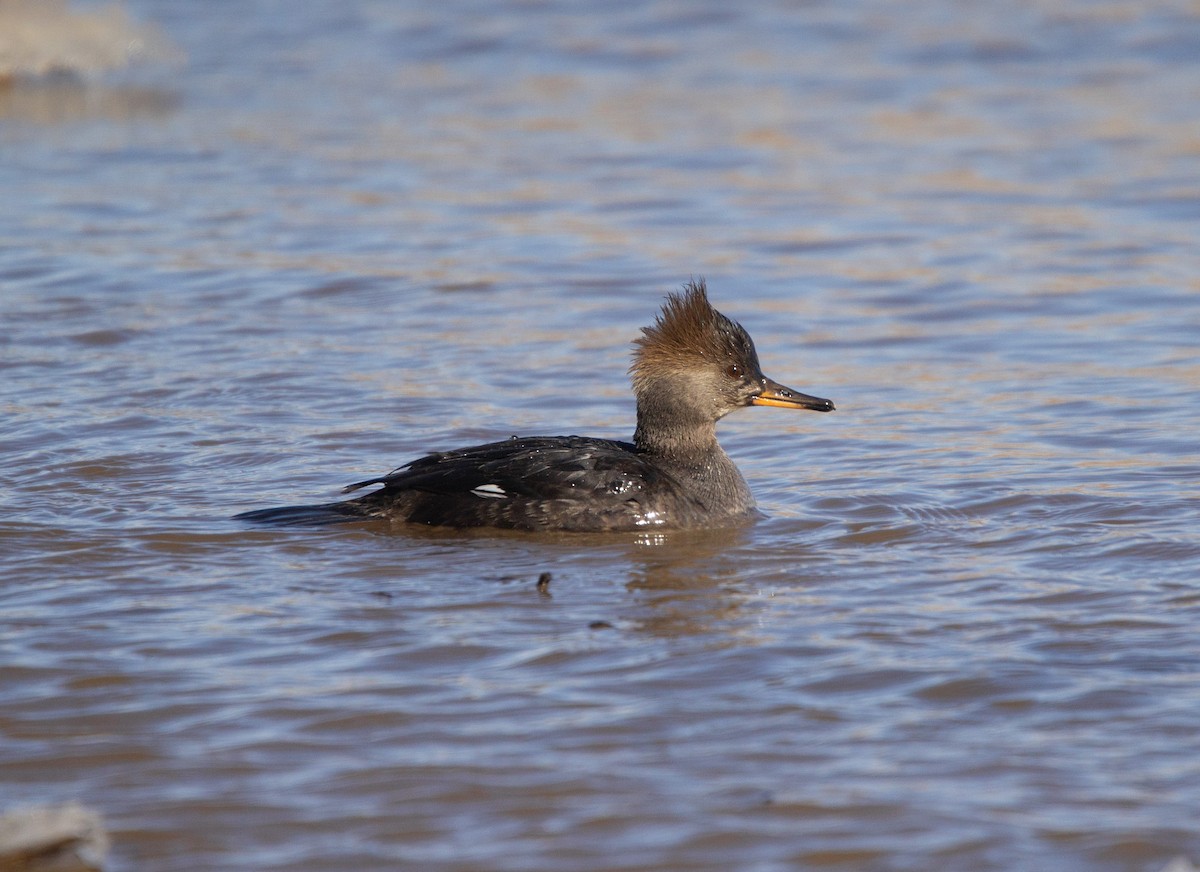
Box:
xmin=726 ymin=363 xmax=742 ymax=379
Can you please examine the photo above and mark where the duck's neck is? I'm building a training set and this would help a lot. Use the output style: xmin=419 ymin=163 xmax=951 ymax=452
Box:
xmin=633 ymin=388 xmax=754 ymax=513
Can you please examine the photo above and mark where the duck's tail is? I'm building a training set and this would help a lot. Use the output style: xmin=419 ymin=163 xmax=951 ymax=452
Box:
xmin=233 ymin=499 xmax=378 ymax=526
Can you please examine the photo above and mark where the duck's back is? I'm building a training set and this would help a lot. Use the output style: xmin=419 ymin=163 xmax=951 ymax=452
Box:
xmin=341 ymin=435 xmax=707 ymax=531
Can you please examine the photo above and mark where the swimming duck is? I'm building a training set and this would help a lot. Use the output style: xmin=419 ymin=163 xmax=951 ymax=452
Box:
xmin=235 ymin=279 xmax=833 ymax=531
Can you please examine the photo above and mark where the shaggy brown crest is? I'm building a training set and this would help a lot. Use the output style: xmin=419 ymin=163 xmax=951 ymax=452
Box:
xmin=629 ymin=278 xmax=759 ymax=391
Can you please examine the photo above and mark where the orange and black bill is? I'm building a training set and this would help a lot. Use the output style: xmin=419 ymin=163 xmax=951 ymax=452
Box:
xmin=751 ymin=378 xmax=835 ymax=412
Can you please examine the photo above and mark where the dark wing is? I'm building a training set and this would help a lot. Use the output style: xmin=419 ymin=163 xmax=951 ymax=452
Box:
xmin=342 ymin=436 xmax=682 ymax=530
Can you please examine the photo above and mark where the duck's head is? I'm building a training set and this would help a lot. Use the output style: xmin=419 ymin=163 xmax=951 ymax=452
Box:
xmin=630 ymin=279 xmax=834 ymax=425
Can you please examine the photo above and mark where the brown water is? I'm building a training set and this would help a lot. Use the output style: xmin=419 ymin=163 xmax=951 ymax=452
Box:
xmin=2 ymin=2 xmax=1199 ymax=870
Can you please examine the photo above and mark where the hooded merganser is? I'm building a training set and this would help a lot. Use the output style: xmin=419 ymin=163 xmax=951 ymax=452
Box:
xmin=235 ymin=279 xmax=834 ymax=531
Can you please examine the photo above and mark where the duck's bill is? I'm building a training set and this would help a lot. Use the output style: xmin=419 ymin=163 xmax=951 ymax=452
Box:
xmin=752 ymin=378 xmax=835 ymax=412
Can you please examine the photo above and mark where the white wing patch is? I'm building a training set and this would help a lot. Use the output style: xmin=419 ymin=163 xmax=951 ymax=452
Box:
xmin=471 ymin=483 xmax=508 ymax=499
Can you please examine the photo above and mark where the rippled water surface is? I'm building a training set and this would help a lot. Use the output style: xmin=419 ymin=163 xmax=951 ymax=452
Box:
xmin=3 ymin=2 xmax=1199 ymax=870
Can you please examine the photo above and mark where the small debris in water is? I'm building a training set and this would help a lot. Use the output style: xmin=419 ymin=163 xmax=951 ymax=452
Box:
xmin=588 ymin=620 xmax=614 ymax=630
xmin=536 ymin=572 xmax=552 ymax=594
